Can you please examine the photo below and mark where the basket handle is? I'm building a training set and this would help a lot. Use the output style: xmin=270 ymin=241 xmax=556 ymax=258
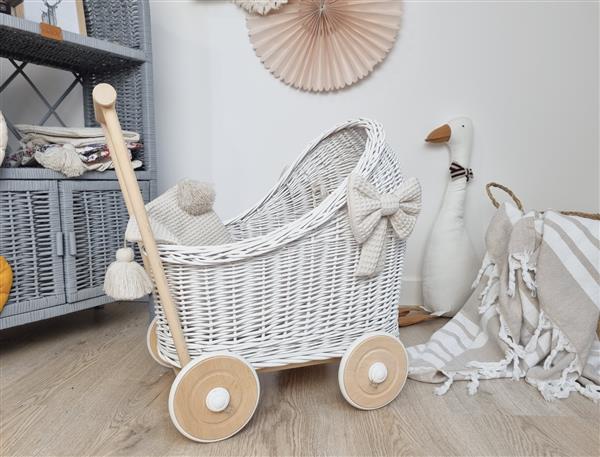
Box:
xmin=486 ymin=182 xmax=524 ymax=211
xmin=560 ymin=211 xmax=600 ymax=220
xmin=486 ymin=182 xmax=599 ymax=221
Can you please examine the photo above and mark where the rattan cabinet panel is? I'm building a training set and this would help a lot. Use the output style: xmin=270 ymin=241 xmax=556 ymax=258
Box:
xmin=59 ymin=181 xmax=150 ymax=303
xmin=83 ymin=0 xmax=143 ymax=50
xmin=0 ymin=181 xmax=65 ymax=318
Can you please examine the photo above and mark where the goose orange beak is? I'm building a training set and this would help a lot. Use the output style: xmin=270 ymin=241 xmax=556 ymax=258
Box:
xmin=425 ymin=124 xmax=451 ymax=143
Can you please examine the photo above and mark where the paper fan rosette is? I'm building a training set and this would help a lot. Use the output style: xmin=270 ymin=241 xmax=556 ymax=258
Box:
xmin=247 ymin=0 xmax=403 ymax=92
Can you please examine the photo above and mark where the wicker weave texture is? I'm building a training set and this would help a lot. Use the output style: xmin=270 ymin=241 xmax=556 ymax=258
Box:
xmin=0 ymin=181 xmax=65 ymax=317
xmin=0 ymin=20 xmax=142 ymax=71
xmin=152 ymin=120 xmax=408 ymax=368
xmin=83 ymin=0 xmax=143 ymax=50
xmin=61 ymin=181 xmax=149 ymax=303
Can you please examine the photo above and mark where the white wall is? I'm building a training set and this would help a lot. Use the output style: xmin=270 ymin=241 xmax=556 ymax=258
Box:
xmin=149 ymin=0 xmax=599 ymax=302
xmin=4 ymin=1 xmax=595 ymax=303
xmin=0 ymin=63 xmax=83 ymax=151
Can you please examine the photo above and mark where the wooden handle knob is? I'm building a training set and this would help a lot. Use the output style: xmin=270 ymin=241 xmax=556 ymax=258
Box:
xmin=93 ymin=83 xmax=117 ymax=108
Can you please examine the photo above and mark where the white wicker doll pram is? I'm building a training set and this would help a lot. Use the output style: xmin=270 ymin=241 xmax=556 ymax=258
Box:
xmin=93 ymin=84 xmax=421 ymax=443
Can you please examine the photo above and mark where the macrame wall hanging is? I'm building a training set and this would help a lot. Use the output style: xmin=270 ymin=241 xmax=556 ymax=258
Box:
xmin=239 ymin=0 xmax=403 ymax=92
xmin=234 ymin=0 xmax=288 ymax=15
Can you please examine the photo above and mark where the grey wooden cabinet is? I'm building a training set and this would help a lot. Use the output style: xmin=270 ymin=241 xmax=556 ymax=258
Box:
xmin=0 ymin=0 xmax=156 ymax=329
xmin=0 ymin=180 xmax=150 ymax=329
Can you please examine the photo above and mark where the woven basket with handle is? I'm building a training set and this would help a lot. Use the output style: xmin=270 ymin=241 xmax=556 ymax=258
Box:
xmin=486 ymin=182 xmax=600 ymax=337
xmin=400 ymin=183 xmax=599 ymax=330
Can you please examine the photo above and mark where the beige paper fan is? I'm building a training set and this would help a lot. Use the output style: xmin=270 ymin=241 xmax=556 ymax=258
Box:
xmin=247 ymin=0 xmax=402 ymax=92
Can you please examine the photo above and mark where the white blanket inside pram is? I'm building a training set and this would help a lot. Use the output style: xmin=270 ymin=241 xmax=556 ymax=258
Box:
xmin=125 ymin=180 xmax=233 ymax=246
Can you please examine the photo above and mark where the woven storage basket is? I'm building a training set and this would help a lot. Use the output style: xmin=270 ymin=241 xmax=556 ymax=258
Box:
xmin=152 ymin=120 xmax=408 ymax=368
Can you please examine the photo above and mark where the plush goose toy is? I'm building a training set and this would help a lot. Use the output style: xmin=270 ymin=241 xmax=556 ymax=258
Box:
xmin=421 ymin=117 xmax=479 ymax=316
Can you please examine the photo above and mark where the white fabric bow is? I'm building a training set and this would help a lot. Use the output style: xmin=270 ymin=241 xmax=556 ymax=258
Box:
xmin=347 ymin=173 xmax=422 ymax=277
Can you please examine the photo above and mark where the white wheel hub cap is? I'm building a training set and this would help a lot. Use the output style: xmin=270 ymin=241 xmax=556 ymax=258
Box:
xmin=205 ymin=387 xmax=230 ymax=412
xmin=368 ymin=362 xmax=388 ymax=384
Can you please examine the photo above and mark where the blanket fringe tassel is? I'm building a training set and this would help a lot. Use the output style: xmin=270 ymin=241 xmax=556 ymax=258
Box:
xmin=476 ymin=259 xmax=499 ymax=315
xmin=467 ymin=373 xmax=480 ymax=395
xmin=528 ymin=357 xmax=599 ymax=402
xmin=427 ymin=255 xmax=599 ymax=402
xmin=434 ymin=376 xmax=454 ymax=396
xmin=508 ymin=250 xmax=537 ymax=297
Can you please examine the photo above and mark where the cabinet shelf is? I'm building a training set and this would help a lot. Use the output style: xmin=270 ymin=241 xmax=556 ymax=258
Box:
xmin=0 ymin=14 xmax=147 ymax=72
xmin=0 ymin=167 xmax=151 ymax=181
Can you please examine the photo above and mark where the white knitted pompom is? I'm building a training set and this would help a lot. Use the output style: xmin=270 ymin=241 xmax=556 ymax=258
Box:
xmin=116 ymin=247 xmax=134 ymax=262
xmin=177 ymin=179 xmax=215 ymax=216
xmin=233 ymin=0 xmax=287 ymax=15
xmin=104 ymin=247 xmax=153 ymax=301
xmin=34 ymin=144 xmax=86 ymax=177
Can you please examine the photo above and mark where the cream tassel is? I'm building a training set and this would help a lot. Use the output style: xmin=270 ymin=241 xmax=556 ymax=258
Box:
xmin=472 ymin=254 xmax=493 ymax=289
xmin=575 ymin=382 xmax=600 ymax=402
xmin=508 ymin=251 xmax=537 ymax=297
xmin=434 ymin=376 xmax=454 ymax=396
xmin=543 ymin=330 xmax=569 ymax=370
xmin=104 ymin=247 xmax=153 ymax=300
xmin=467 ymin=373 xmax=480 ymax=395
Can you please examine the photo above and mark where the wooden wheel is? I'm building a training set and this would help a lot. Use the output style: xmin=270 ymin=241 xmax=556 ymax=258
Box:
xmin=168 ymin=353 xmax=260 ymax=442
xmin=338 ymin=332 xmax=408 ymax=410
xmin=146 ymin=317 xmax=171 ymax=368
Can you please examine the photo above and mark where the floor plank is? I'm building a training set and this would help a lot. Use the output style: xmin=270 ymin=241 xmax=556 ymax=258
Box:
xmin=1 ymin=302 xmax=598 ymax=456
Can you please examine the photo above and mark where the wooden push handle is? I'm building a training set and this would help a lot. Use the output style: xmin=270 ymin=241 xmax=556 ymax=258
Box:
xmin=92 ymin=83 xmax=191 ymax=367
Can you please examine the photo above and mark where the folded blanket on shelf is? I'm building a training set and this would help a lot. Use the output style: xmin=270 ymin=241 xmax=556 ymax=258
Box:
xmin=407 ymin=203 xmax=600 ymax=401
xmin=32 ymin=143 xmax=142 ymax=176
xmin=15 ymin=124 xmax=140 ymax=147
xmin=77 ymin=142 xmax=143 ymax=164
xmin=8 ymin=142 xmax=142 ymax=165
xmin=4 ymin=125 xmax=144 ymax=176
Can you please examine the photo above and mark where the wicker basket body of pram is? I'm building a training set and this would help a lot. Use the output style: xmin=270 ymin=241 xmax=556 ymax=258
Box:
xmin=94 ymin=84 xmax=420 ymax=443
xmin=154 ymin=119 xmax=408 ymax=370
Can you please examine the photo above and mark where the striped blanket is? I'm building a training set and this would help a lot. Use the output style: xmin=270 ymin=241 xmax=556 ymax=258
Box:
xmin=408 ymin=203 xmax=600 ymax=401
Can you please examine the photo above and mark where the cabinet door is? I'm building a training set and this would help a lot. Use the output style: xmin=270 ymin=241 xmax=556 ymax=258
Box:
xmin=59 ymin=180 xmax=150 ymax=303
xmin=0 ymin=181 xmax=65 ymax=318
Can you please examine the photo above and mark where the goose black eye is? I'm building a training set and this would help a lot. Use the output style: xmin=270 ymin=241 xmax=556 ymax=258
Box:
xmin=461 ymin=124 xmax=465 ymax=127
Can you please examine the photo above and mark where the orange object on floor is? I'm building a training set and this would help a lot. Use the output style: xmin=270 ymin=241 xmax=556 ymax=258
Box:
xmin=0 ymin=256 xmax=13 ymax=312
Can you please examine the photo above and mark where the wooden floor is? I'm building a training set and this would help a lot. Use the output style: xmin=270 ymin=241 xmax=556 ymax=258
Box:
xmin=1 ymin=302 xmax=598 ymax=457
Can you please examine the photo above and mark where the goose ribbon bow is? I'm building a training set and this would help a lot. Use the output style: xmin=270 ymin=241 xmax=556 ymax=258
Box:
xmin=347 ymin=174 xmax=422 ymax=277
